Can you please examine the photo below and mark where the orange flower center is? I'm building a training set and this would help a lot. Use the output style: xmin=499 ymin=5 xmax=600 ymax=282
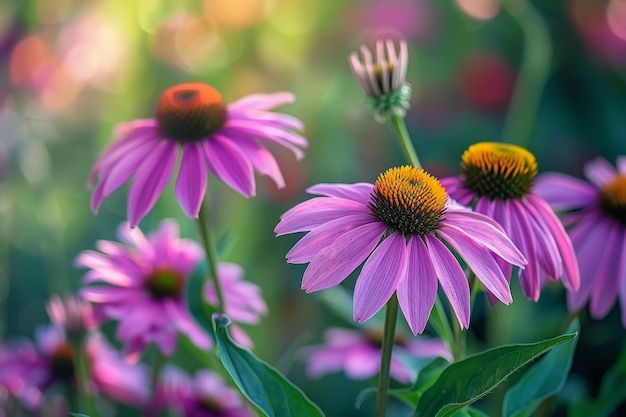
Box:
xmin=156 ymin=83 xmax=227 ymax=143
xmin=600 ymin=174 xmax=626 ymax=225
xmin=461 ymin=142 xmax=537 ymax=200
xmin=145 ymin=269 xmax=184 ymax=299
xmin=370 ymin=166 xmax=447 ymax=235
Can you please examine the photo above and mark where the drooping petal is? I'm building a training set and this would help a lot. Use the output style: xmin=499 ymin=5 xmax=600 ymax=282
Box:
xmin=589 ymin=226 xmax=620 ymax=318
xmin=425 ymin=235 xmax=470 ymax=329
xmin=343 ymin=345 xmax=381 ymax=380
xmin=584 ymin=156 xmax=617 ymax=188
xmin=128 ymin=141 xmax=178 ymax=227
xmin=567 ymin=216 xmax=611 ymax=311
xmin=226 ymin=92 xmax=295 ymax=112
xmin=221 ymin=121 xmax=307 ymax=160
xmin=443 ymin=211 xmax=526 ymax=267
xmin=229 ymin=134 xmax=285 ymax=188
xmin=521 ymin=199 xmax=563 ymax=280
xmin=533 ymin=173 xmax=598 ymax=211
xmin=286 ymin=214 xmax=376 ymax=263
xmin=302 ymin=222 xmax=387 ymax=292
xmin=174 ymin=142 xmax=208 ymax=218
xmin=203 ymin=134 xmax=255 ymax=197
xmin=437 ymin=227 xmax=512 ymax=304
xmin=397 ymin=236 xmax=438 ymax=335
xmin=527 ymin=195 xmax=580 ymax=292
xmin=275 ymin=197 xmax=370 ymax=235
xmin=306 ymin=183 xmax=375 ymax=203
xmin=116 ymin=222 xmax=155 ymax=259
xmin=509 ymin=200 xmax=541 ymax=301
xmin=353 ymin=232 xmax=408 ymax=323
xmin=617 ymin=234 xmax=626 ymax=327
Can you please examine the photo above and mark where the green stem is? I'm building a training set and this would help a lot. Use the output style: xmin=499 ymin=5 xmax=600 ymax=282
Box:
xmin=375 ymin=294 xmax=399 ymax=417
xmin=197 ymin=201 xmax=227 ymax=314
xmin=501 ymin=0 xmax=552 ymax=148
xmin=388 ymin=114 xmax=422 ymax=168
xmin=76 ymin=339 xmax=98 ymax=417
xmin=453 ymin=322 xmax=465 ymax=361
xmin=430 ymin=297 xmax=455 ymax=356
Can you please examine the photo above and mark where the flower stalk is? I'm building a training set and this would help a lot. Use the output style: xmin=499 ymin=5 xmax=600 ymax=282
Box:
xmin=375 ymin=294 xmax=399 ymax=417
xmin=76 ymin=339 xmax=98 ymax=417
xmin=388 ymin=114 xmax=422 ymax=169
xmin=198 ymin=201 xmax=227 ymax=314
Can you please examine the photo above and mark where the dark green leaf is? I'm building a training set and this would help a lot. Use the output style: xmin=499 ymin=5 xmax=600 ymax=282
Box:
xmin=69 ymin=414 xmax=91 ymax=417
xmin=569 ymin=341 xmax=626 ymax=417
xmin=213 ymin=314 xmax=325 ymax=417
xmin=503 ymin=320 xmax=580 ymax=417
xmin=452 ymin=407 xmax=490 ymax=417
xmin=413 ymin=332 xmax=577 ymax=417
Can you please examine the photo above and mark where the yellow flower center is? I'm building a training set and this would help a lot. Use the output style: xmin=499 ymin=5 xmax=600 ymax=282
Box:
xmin=461 ymin=142 xmax=538 ymax=200
xmin=370 ymin=166 xmax=447 ymax=235
xmin=145 ymin=269 xmax=184 ymax=299
xmin=156 ymin=83 xmax=227 ymax=143
xmin=600 ymin=175 xmax=626 ymax=225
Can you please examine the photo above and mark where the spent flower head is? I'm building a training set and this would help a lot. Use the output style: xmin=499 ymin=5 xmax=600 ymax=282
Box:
xmin=534 ymin=156 xmax=626 ymax=324
xmin=89 ymin=82 xmax=307 ymax=227
xmin=349 ymin=38 xmax=412 ymax=122
xmin=46 ymin=294 xmax=95 ymax=337
xmin=276 ymin=166 xmax=526 ymax=333
xmin=441 ymin=142 xmax=580 ymax=302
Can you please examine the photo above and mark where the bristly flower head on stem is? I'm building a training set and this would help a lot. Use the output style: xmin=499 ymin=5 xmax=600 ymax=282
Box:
xmin=276 ymin=166 xmax=527 ymax=334
xmin=89 ymin=82 xmax=307 ymax=227
xmin=441 ymin=142 xmax=580 ymax=302
xmin=349 ymin=38 xmax=412 ymax=122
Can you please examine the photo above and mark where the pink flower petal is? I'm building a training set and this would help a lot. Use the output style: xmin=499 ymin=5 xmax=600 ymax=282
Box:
xmin=584 ymin=157 xmax=617 ymax=188
xmin=397 ymin=236 xmax=438 ymax=335
xmin=533 ymin=173 xmax=598 ymax=211
xmin=226 ymin=92 xmax=295 ymax=112
xmin=528 ymin=195 xmax=580 ymax=292
xmin=508 ymin=201 xmax=541 ymax=301
xmin=425 ymin=235 xmax=470 ymax=329
xmin=175 ymin=142 xmax=208 ymax=218
xmin=437 ymin=227 xmax=512 ymax=304
xmin=521 ymin=199 xmax=563 ymax=280
xmin=302 ymin=222 xmax=387 ymax=292
xmin=286 ymin=214 xmax=376 ymax=263
xmin=231 ymin=134 xmax=285 ymax=188
xmin=128 ymin=141 xmax=178 ymax=227
xmin=306 ymin=183 xmax=375 ymax=202
xmin=617 ymin=234 xmax=626 ymax=327
xmin=203 ymin=134 xmax=255 ymax=197
xmin=275 ymin=197 xmax=370 ymax=235
xmin=343 ymin=345 xmax=380 ymax=380
xmin=353 ymin=232 xmax=408 ymax=323
xmin=589 ymin=226 xmax=620 ymax=319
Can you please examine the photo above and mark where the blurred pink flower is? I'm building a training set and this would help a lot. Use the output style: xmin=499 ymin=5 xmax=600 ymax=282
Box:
xmin=89 ymin=82 xmax=307 ymax=227
xmin=76 ymin=219 xmax=211 ymax=357
xmin=441 ymin=142 xmax=580 ymax=302
xmin=276 ymin=166 xmax=526 ymax=333
xmin=46 ymin=294 xmax=95 ymax=335
xmin=154 ymin=366 xmax=253 ymax=417
xmin=458 ymin=53 xmax=515 ymax=111
xmin=301 ymin=327 xmax=451 ymax=383
xmin=535 ymin=156 xmax=626 ymax=323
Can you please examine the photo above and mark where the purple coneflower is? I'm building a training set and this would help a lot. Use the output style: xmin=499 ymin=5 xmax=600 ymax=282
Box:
xmin=302 ymin=327 xmax=451 ymax=383
xmin=24 ymin=325 xmax=149 ymax=407
xmin=89 ymin=82 xmax=307 ymax=226
xmin=275 ymin=166 xmax=526 ymax=333
xmin=534 ymin=156 xmax=626 ymax=323
xmin=76 ymin=219 xmax=211 ymax=357
xmin=155 ymin=366 xmax=252 ymax=417
xmin=46 ymin=294 xmax=95 ymax=336
xmin=349 ymin=38 xmax=412 ymax=121
xmin=441 ymin=142 xmax=580 ymax=301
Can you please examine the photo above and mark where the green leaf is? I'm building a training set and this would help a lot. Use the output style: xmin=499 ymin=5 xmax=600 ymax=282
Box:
xmin=569 ymin=341 xmax=626 ymax=417
xmin=452 ymin=407 xmax=490 ymax=417
xmin=69 ymin=414 xmax=91 ymax=417
xmin=185 ymin=261 xmax=217 ymax=337
xmin=213 ymin=314 xmax=325 ymax=417
xmin=413 ymin=332 xmax=577 ymax=417
xmin=503 ymin=320 xmax=580 ymax=417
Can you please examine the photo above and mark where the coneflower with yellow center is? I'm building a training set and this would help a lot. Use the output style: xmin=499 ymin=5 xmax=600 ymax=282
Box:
xmin=89 ymin=83 xmax=307 ymax=227
xmin=535 ymin=156 xmax=626 ymax=325
xmin=441 ymin=142 xmax=580 ymax=302
xmin=276 ymin=166 xmax=526 ymax=333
